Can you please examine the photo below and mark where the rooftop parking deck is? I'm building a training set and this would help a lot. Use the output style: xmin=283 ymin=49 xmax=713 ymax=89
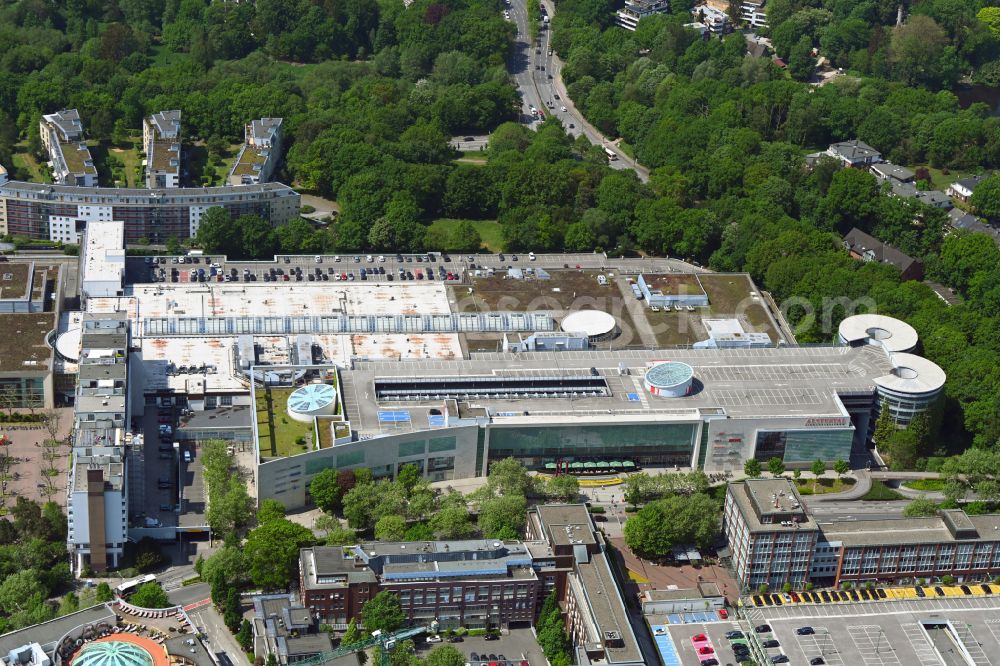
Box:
xmin=338 ymin=344 xmax=893 ymax=435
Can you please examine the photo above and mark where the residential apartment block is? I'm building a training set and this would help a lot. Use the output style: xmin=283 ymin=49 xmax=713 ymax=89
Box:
xmin=615 ymin=0 xmax=670 ymax=31
xmin=142 ymin=110 xmax=182 ymax=189
xmin=39 ymin=110 xmax=97 ymax=187
xmin=300 ymin=505 xmax=645 ymax=666
xmin=67 ymin=312 xmax=131 ymax=573
xmin=228 ymin=118 xmax=283 ymax=186
xmin=0 ymin=180 xmax=300 ymax=244
xmin=724 ymin=479 xmax=1000 ymax=591
xmin=740 ymin=0 xmax=767 ymax=27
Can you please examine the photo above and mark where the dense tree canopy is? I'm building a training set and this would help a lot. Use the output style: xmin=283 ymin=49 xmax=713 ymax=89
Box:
xmin=623 ymin=493 xmax=720 ymax=558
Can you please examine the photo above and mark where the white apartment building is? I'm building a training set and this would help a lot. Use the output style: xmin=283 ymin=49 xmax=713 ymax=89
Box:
xmin=228 ymin=118 xmax=284 ymax=186
xmin=39 ymin=110 xmax=97 ymax=187
xmin=142 ymin=110 xmax=181 ymax=189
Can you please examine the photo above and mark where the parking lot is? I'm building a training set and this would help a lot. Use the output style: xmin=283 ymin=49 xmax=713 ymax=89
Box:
xmin=415 ymin=628 xmax=543 ymax=666
xmin=125 ymin=252 xmax=700 ymax=288
xmin=742 ymin=594 xmax=1000 ymax=666
xmin=659 ymin=620 xmax=747 ymax=666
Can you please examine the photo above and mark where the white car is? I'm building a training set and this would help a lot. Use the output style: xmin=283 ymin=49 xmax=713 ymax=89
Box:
xmin=561 ymin=106 xmax=567 ymax=112
xmin=529 ymin=252 xmax=536 ymax=261
xmin=426 ymin=635 xmax=442 ymax=643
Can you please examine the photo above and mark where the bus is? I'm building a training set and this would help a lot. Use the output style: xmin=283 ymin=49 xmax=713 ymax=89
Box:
xmin=604 ymin=147 xmax=617 ymax=161
xmin=115 ymin=574 xmax=156 ymax=597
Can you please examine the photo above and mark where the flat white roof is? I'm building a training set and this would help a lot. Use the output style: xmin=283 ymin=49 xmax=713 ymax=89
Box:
xmin=107 ymin=282 xmax=454 ymax=320
xmin=874 ymin=352 xmax=946 ymax=396
xmin=561 ymin=310 xmax=616 ymax=337
xmin=82 ymin=221 xmax=125 ymax=285
xmin=138 ymin=331 xmax=462 ymax=393
xmin=838 ymin=314 xmax=918 ymax=353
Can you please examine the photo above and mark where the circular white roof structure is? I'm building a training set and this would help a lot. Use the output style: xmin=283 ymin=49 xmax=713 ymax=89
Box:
xmin=874 ymin=353 xmax=946 ymax=397
xmin=838 ymin=314 xmax=918 ymax=353
xmin=644 ymin=361 xmax=695 ymax=397
xmin=287 ymin=383 xmax=338 ymax=422
xmin=54 ymin=324 xmax=82 ymax=362
xmin=561 ymin=310 xmax=617 ymax=339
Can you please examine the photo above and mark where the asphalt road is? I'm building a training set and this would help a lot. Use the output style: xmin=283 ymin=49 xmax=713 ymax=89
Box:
xmin=187 ymin=600 xmax=248 ymax=665
xmin=505 ymin=0 xmax=649 ymax=181
xmin=167 ymin=582 xmax=210 ymax=607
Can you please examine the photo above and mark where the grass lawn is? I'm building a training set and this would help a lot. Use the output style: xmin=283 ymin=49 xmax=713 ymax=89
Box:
xmin=457 ymin=151 xmax=487 ymax=164
xmin=861 ymin=479 xmax=904 ymax=501
xmin=911 ymin=165 xmax=974 ymax=191
xmin=428 ymin=219 xmax=504 ymax=252
xmin=186 ymin=143 xmax=242 ymax=187
xmin=256 ymin=386 xmax=315 ymax=459
xmin=903 ymin=478 xmax=947 ymax=492
xmin=792 ymin=477 xmax=856 ymax=495
xmin=112 ymin=143 xmax=142 ymax=187
xmin=12 ymin=151 xmax=50 ymax=183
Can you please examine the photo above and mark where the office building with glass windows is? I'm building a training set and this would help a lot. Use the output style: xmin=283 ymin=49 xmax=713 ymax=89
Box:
xmin=725 ymin=479 xmax=1000 ymax=590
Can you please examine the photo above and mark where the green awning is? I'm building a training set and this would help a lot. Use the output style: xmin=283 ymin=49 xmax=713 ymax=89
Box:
xmin=584 ymin=462 xmax=597 ymax=469
xmin=622 ymin=461 xmax=636 ymax=467
xmin=544 ymin=462 xmax=557 ymax=470
xmin=596 ymin=461 xmax=611 ymax=468
xmin=608 ymin=461 xmax=622 ymax=467
xmin=569 ymin=462 xmax=584 ymax=469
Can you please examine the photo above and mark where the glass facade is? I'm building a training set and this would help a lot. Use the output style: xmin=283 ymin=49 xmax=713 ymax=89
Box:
xmin=336 ymin=449 xmax=364 ymax=467
xmin=487 ymin=423 xmax=698 ymax=469
xmin=0 ymin=378 xmax=45 ymax=408
xmin=429 ymin=436 xmax=457 ymax=453
xmin=399 ymin=440 xmax=426 ymax=458
xmin=755 ymin=429 xmax=854 ymax=464
xmin=304 ymin=456 xmax=334 ymax=475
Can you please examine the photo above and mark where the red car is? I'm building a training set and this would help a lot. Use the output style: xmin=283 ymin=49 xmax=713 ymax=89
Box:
xmin=698 ymin=647 xmax=714 ymax=655
xmin=693 ymin=634 xmax=707 ymax=642
xmin=719 ymin=609 xmax=729 ymax=619
xmin=341 ymin=273 xmax=347 ymax=280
